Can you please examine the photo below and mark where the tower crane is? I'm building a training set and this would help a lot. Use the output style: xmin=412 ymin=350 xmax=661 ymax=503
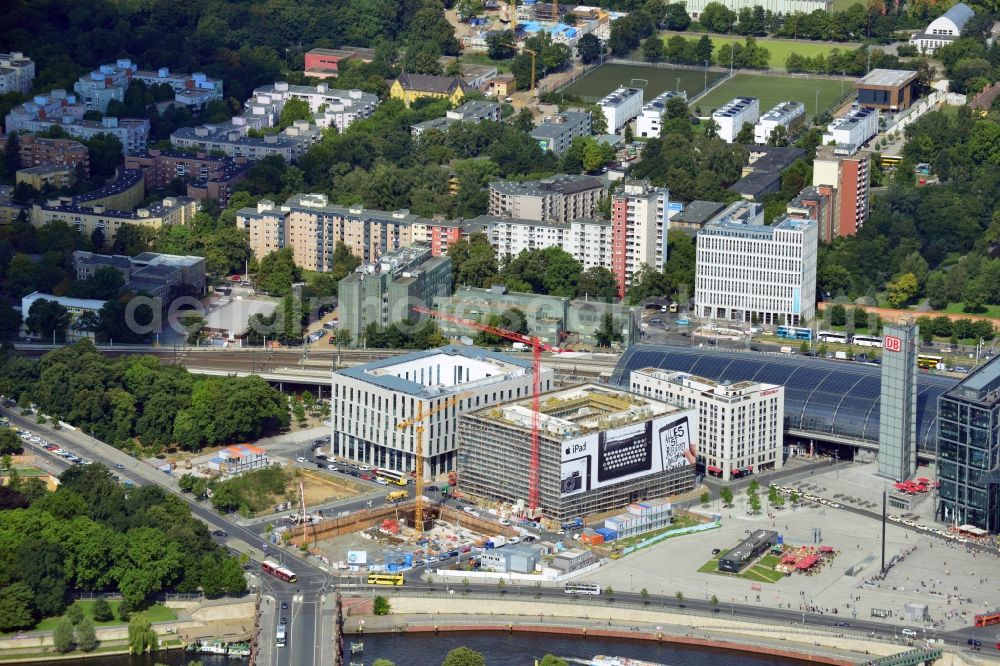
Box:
xmin=396 ymin=391 xmax=472 ymax=533
xmin=411 ymin=306 xmax=567 ymax=515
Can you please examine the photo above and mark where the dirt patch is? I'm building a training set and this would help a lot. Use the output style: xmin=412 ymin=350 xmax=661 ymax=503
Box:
xmin=295 ymin=468 xmax=365 ymax=505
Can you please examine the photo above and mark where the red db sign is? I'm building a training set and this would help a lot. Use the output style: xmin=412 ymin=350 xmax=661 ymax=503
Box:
xmin=885 ymin=335 xmax=902 ymax=352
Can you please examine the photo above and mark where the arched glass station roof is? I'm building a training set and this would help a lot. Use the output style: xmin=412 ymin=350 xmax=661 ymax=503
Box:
xmin=612 ymin=345 xmax=958 ymax=452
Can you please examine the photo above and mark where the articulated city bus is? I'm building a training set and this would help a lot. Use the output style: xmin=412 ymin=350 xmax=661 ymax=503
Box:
xmin=262 ymin=560 xmax=297 ymax=583
xmin=367 ymin=573 xmax=405 ymax=586
xmin=564 ymin=582 xmax=602 ymax=595
xmin=275 ymin=624 xmax=287 ymax=647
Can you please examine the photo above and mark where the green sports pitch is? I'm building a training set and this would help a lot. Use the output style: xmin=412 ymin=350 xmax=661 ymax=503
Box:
xmin=693 ymin=73 xmax=851 ymax=116
xmin=559 ymin=63 xmax=728 ymax=102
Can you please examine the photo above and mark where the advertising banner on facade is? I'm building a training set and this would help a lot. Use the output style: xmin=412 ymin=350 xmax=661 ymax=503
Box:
xmin=347 ymin=550 xmax=367 ymax=565
xmin=559 ymin=409 xmax=697 ymax=496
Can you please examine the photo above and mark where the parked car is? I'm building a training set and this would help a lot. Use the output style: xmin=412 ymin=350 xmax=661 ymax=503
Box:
xmin=295 ymin=456 xmax=307 ymax=463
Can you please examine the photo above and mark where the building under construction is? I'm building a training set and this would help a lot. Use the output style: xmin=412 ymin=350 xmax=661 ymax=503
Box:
xmin=458 ymin=384 xmax=698 ymax=520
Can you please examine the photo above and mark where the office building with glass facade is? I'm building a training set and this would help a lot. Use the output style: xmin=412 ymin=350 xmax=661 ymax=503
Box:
xmin=937 ymin=356 xmax=1000 ymax=533
xmin=878 ymin=324 xmax=918 ymax=481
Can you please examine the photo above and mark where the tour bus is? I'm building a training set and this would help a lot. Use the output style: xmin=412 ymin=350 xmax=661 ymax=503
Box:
xmin=817 ymin=330 xmax=848 ymax=344
xmin=881 ymin=155 xmax=903 ymax=168
xmin=367 ymin=572 xmax=405 ymax=586
xmin=262 ymin=560 xmax=297 ymax=583
xmin=275 ymin=624 xmax=287 ymax=647
xmin=564 ymin=582 xmax=602 ymax=595
xmin=777 ymin=326 xmax=813 ymax=341
xmin=851 ymin=335 xmax=883 ymax=348
xmin=917 ymin=354 xmax=943 ymax=370
xmin=376 ymin=469 xmax=407 ymax=486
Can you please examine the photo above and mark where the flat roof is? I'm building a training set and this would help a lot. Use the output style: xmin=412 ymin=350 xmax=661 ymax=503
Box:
xmin=203 ymin=298 xmax=278 ymax=336
xmin=720 ymin=529 xmax=778 ymax=564
xmin=337 ymin=345 xmax=533 ymax=398
xmin=855 ymin=69 xmax=918 ymax=89
xmin=945 ymin=355 xmax=1000 ymax=406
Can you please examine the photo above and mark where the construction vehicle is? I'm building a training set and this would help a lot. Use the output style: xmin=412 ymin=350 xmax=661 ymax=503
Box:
xmin=386 ymin=490 xmax=408 ymax=503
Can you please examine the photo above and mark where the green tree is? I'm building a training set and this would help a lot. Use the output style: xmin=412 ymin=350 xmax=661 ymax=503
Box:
xmin=710 ymin=594 xmax=719 ymax=606
xmin=700 ymin=2 xmax=736 ymax=32
xmin=720 ymin=486 xmax=734 ymax=506
xmin=575 ymin=267 xmax=618 ymax=301
xmin=373 ymin=660 xmax=397 ymax=666
xmin=539 ymin=656 xmax=569 ymax=666
xmin=53 ymin=616 xmax=76 ymax=653
xmin=642 ymin=35 xmax=664 ymax=62
xmin=66 ymin=601 xmax=85 ymax=625
xmin=576 ymin=33 xmax=603 ymax=64
xmin=448 ymin=232 xmax=498 ymax=289
xmin=789 ymin=490 xmax=800 ymax=504
xmin=373 ymin=595 xmax=392 ymax=615
xmin=735 ymin=121 xmax=755 ymax=144
xmin=887 ymin=273 xmax=919 ymax=308
xmin=748 ymin=493 xmax=762 ymax=513
xmin=11 ymin=537 xmax=69 ymax=617
xmin=26 ymin=298 xmax=71 ymax=341
xmin=0 ymin=428 xmax=22 ymax=455
xmin=442 ymin=647 xmax=487 ymax=666
xmin=256 ymin=247 xmax=301 ymax=297
xmin=92 ymin=597 xmax=113 ymax=623
xmin=700 ymin=491 xmax=711 ymax=504
xmin=595 ymin=313 xmax=623 ymax=348
xmin=4 ymin=131 xmax=20 ymax=173
xmin=664 ymin=3 xmax=692 ymax=30
xmin=277 ymin=98 xmax=312 ymax=130
xmin=0 ymin=582 xmax=35 ymax=631
xmin=76 ymin=617 xmax=98 ymax=652
xmin=128 ymin=613 xmax=158 ymax=654
xmin=486 ymin=31 xmax=516 ymax=60
xmin=675 ymin=590 xmax=684 ymax=602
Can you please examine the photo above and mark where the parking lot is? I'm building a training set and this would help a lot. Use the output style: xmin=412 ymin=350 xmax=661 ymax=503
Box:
xmin=583 ymin=461 xmax=999 ymax=634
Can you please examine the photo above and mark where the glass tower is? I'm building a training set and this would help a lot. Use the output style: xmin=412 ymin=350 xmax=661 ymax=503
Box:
xmin=937 ymin=356 xmax=1000 ymax=532
xmin=878 ymin=323 xmax=918 ymax=481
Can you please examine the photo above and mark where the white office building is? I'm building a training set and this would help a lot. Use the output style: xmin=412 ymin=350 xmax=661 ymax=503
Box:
xmin=822 ymin=107 xmax=878 ymax=153
xmin=753 ymin=101 xmax=805 ymax=144
xmin=629 ymin=368 xmax=784 ymax=482
xmin=636 ymin=90 xmax=687 ymax=138
xmin=331 ymin=346 xmax=551 ymax=478
xmin=599 ymin=86 xmax=643 ymax=134
xmin=712 ymin=97 xmax=760 ymax=143
xmin=250 ymin=81 xmax=379 ymax=132
xmin=695 ymin=202 xmax=817 ymax=326
xmin=910 ymin=2 xmax=975 ymax=54
xmin=682 ymin=0 xmax=830 ymax=18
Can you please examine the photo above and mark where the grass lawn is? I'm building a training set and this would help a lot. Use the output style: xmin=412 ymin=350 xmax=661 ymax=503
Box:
xmin=830 ymin=0 xmax=861 ymax=10
xmin=560 ymin=63 xmax=728 ymax=102
xmin=612 ymin=515 xmax=699 ymax=550
xmin=698 ymin=549 xmax=783 ymax=582
xmin=694 ymin=73 xmax=849 ymax=115
xmin=940 ymin=302 xmax=1000 ymax=320
xmin=17 ymin=601 xmax=176 ymax=634
xmin=692 ymin=35 xmax=858 ymax=71
xmin=460 ymin=53 xmax=513 ymax=73
xmin=744 ymin=565 xmax=786 ymax=583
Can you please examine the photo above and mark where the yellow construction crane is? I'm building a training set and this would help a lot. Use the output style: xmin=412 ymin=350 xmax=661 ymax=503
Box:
xmin=511 ymin=0 xmax=517 ymax=32
xmin=523 ymin=47 xmax=538 ymax=95
xmin=396 ymin=391 xmax=471 ymax=533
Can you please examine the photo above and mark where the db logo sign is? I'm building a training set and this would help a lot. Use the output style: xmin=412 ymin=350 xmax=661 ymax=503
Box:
xmin=885 ymin=335 xmax=902 ymax=352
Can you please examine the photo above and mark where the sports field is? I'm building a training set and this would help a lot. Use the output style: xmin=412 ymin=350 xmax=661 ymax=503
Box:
xmin=701 ymin=35 xmax=859 ymax=70
xmin=693 ymin=73 xmax=850 ymax=116
xmin=560 ymin=63 xmax=728 ymax=102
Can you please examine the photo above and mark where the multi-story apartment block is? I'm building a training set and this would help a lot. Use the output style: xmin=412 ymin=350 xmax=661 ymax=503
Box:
xmin=636 ymin=90 xmax=686 ymax=138
xmin=5 ymin=90 xmax=149 ymax=155
xmin=0 ymin=52 xmax=35 ymax=94
xmin=488 ymin=174 xmax=605 ymax=223
xmin=74 ymin=60 xmax=222 ymax=113
xmin=713 ymin=97 xmax=760 ymax=143
xmin=610 ymin=181 xmax=668 ymax=298
xmin=630 ymin=368 xmax=784 ymax=482
xmin=753 ymin=101 xmax=805 ymax=144
xmin=813 ymin=145 xmax=870 ymax=238
xmin=410 ymin=217 xmax=490 ymax=256
xmin=32 ymin=196 xmax=197 ymax=243
xmin=0 ymin=185 xmax=28 ymax=225
xmin=695 ymin=202 xmax=817 ymax=326
xmin=410 ymin=100 xmax=500 ymax=136
xmin=125 ymin=150 xmax=250 ymax=206
xmin=250 ymin=82 xmax=378 ymax=132
xmin=480 ymin=215 xmax=613 ymax=272
xmin=338 ymin=243 xmax=452 ymax=344
xmin=530 ymin=110 xmax=592 ymax=155
xmin=0 ymin=134 xmax=90 ymax=177
xmin=170 ymin=120 xmax=322 ymax=162
xmin=822 ymin=106 xmax=878 ymax=153
xmin=236 ymin=194 xmax=425 ymax=270
xmin=599 ymin=86 xmax=643 ymax=134
xmin=16 ymin=164 xmax=75 ymax=190
xmin=331 ymin=346 xmax=547 ymax=476
xmin=785 ymin=185 xmax=835 ymax=242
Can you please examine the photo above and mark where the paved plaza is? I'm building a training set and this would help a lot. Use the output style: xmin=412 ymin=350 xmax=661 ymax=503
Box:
xmin=583 ymin=462 xmax=1000 ymax=636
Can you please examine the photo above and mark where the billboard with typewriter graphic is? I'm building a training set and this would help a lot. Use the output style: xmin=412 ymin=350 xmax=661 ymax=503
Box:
xmin=559 ymin=409 xmax=698 ymax=497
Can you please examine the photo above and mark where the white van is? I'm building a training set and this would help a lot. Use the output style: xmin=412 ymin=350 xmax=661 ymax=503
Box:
xmin=780 ymin=346 xmax=793 ymax=354
xmin=901 ymin=629 xmax=918 ymax=637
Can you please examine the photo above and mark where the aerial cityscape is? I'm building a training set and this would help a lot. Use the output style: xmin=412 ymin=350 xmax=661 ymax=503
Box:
xmin=0 ymin=0 xmax=998 ymax=665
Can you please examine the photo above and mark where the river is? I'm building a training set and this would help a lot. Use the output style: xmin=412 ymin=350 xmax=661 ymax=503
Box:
xmin=29 ymin=632 xmax=811 ymax=666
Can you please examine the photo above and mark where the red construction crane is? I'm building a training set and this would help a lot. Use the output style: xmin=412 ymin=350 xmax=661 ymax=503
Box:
xmin=412 ymin=306 xmax=567 ymax=515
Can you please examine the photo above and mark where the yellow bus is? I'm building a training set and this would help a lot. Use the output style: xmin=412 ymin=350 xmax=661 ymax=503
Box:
xmin=376 ymin=469 xmax=407 ymax=486
xmin=367 ymin=573 xmax=405 ymax=586
xmin=881 ymin=155 xmax=902 ymax=168
xmin=917 ymin=354 xmax=943 ymax=370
